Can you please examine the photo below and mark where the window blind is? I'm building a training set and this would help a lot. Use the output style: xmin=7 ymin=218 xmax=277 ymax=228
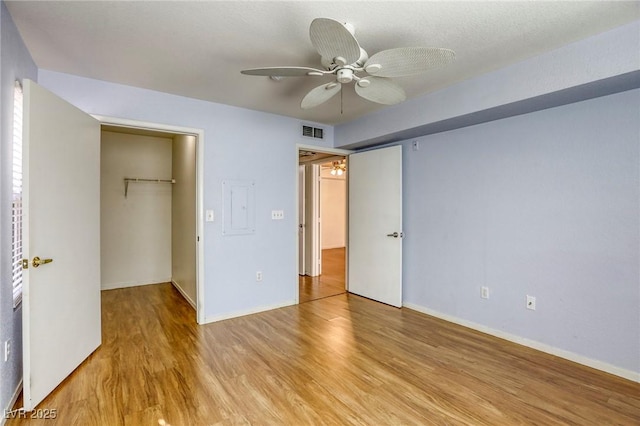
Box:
xmin=12 ymin=81 xmax=23 ymax=308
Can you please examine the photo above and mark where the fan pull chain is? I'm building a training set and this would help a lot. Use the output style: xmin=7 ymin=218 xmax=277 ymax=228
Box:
xmin=340 ymin=86 xmax=343 ymax=115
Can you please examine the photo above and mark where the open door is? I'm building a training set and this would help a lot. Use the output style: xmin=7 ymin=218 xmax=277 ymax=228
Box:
xmin=348 ymin=145 xmax=403 ymax=307
xmin=22 ymin=79 xmax=101 ymax=410
xmin=298 ymin=165 xmax=305 ymax=275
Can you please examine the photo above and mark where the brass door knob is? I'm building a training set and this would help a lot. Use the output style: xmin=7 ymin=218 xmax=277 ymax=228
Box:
xmin=32 ymin=256 xmax=53 ymax=268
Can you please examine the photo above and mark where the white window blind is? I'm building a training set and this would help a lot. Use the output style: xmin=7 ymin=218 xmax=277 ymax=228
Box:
xmin=12 ymin=81 xmax=23 ymax=308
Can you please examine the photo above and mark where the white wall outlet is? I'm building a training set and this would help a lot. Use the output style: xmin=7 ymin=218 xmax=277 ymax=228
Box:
xmin=412 ymin=140 xmax=420 ymax=151
xmin=527 ymin=295 xmax=536 ymax=310
xmin=4 ymin=340 xmax=10 ymax=362
xmin=205 ymin=209 xmax=214 ymax=222
xmin=271 ymin=210 xmax=284 ymax=220
xmin=481 ymin=286 xmax=489 ymax=299
xmin=256 ymin=271 xmax=263 ymax=282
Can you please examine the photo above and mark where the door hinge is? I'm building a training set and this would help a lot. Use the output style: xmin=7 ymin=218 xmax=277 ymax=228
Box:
xmin=22 ymin=259 xmax=29 ymax=269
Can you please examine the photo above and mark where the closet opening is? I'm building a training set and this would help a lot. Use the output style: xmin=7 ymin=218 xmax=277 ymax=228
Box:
xmin=99 ymin=121 xmax=203 ymax=323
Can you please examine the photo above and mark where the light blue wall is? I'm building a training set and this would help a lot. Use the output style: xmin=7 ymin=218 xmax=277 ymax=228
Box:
xmin=37 ymin=69 xmax=333 ymax=321
xmin=0 ymin=0 xmax=37 ymax=413
xmin=336 ymin=21 xmax=640 ymax=149
xmin=330 ymin=19 xmax=640 ymax=377
xmin=400 ymin=89 xmax=640 ymax=375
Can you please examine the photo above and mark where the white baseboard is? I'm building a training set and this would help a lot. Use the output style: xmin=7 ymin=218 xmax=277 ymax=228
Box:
xmin=204 ymin=300 xmax=297 ymax=324
xmin=403 ymin=302 xmax=640 ymax=383
xmin=171 ymin=280 xmax=196 ymax=309
xmin=101 ymin=278 xmax=172 ymax=290
xmin=1 ymin=380 xmax=23 ymax=426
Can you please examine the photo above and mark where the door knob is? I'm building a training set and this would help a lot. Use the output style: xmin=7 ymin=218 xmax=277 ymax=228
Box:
xmin=32 ymin=256 xmax=53 ymax=268
xmin=386 ymin=232 xmax=404 ymax=238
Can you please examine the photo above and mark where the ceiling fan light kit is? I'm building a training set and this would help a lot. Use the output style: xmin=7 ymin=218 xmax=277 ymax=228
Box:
xmin=241 ymin=18 xmax=455 ymax=110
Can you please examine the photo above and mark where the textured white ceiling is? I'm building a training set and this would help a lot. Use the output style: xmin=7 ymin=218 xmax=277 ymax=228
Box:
xmin=6 ymin=1 xmax=640 ymax=125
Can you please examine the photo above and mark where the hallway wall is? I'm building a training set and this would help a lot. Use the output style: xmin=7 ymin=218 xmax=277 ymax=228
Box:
xmin=320 ymin=166 xmax=346 ymax=249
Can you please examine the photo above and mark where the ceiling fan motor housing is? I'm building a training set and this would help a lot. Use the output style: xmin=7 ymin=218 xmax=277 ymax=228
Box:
xmin=321 ymin=47 xmax=369 ymax=70
xmin=337 ymin=68 xmax=354 ymax=83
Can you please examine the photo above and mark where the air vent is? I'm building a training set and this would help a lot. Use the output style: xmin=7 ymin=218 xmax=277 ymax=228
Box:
xmin=302 ymin=125 xmax=313 ymax=137
xmin=302 ymin=124 xmax=324 ymax=139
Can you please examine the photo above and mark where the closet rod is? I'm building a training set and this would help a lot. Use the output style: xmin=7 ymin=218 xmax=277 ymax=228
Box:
xmin=124 ymin=177 xmax=175 ymax=198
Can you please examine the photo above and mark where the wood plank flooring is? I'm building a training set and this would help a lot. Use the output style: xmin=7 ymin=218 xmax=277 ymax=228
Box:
xmin=299 ymin=247 xmax=346 ymax=303
xmin=8 ymin=282 xmax=640 ymax=425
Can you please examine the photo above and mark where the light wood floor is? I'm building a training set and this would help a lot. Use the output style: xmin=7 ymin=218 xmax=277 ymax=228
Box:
xmin=9 ymin=282 xmax=640 ymax=425
xmin=299 ymin=247 xmax=346 ymax=303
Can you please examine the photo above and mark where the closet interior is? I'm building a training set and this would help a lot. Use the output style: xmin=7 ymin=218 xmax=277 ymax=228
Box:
xmin=100 ymin=126 xmax=197 ymax=307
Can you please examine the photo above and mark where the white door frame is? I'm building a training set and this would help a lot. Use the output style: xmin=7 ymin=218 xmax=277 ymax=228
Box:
xmin=296 ymin=144 xmax=353 ymax=303
xmin=298 ymin=165 xmax=305 ymax=275
xmin=94 ymin=115 xmax=206 ymax=324
xmin=306 ymin=163 xmax=321 ymax=277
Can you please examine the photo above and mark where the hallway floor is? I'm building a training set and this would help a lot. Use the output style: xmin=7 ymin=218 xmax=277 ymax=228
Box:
xmin=298 ymin=247 xmax=345 ymax=303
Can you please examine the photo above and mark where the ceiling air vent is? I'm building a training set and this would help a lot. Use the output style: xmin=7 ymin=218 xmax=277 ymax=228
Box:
xmin=302 ymin=125 xmax=324 ymax=139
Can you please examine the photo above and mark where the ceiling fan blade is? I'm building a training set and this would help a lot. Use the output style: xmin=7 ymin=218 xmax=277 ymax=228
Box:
xmin=241 ymin=66 xmax=327 ymax=77
xmin=364 ymin=47 xmax=455 ymax=77
xmin=355 ymin=77 xmax=406 ymax=105
xmin=309 ymin=18 xmax=361 ymax=65
xmin=301 ymin=82 xmax=342 ymax=109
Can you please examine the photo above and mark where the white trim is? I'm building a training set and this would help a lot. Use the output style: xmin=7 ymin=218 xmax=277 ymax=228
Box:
xmin=403 ymin=302 xmax=640 ymax=383
xmin=1 ymin=379 xmax=23 ymax=426
xmin=322 ymin=245 xmax=346 ymax=250
xmin=195 ymin=124 xmax=205 ymax=324
xmin=93 ymin=115 xmax=206 ymax=324
xmin=308 ymin=164 xmax=321 ymax=277
xmin=101 ymin=279 xmax=171 ymax=290
xmin=203 ymin=300 xmax=297 ymax=324
xmin=93 ymin=115 xmax=199 ymax=136
xmin=297 ymin=143 xmax=352 ymax=157
xmin=171 ymin=280 xmax=196 ymax=309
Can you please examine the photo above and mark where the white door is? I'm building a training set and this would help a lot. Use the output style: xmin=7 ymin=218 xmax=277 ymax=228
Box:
xmin=304 ymin=164 xmax=322 ymax=277
xmin=298 ymin=165 xmax=305 ymax=275
xmin=22 ymin=79 xmax=101 ymax=410
xmin=348 ymin=145 xmax=403 ymax=307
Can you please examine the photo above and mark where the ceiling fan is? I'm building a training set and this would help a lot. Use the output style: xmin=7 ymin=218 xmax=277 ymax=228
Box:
xmin=241 ymin=18 xmax=455 ymax=110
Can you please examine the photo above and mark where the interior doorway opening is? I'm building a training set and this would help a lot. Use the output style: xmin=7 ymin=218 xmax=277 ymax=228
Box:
xmin=297 ymin=146 xmax=351 ymax=303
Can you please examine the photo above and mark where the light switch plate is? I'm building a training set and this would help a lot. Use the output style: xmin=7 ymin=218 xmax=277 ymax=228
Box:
xmin=205 ymin=210 xmax=214 ymax=222
xmin=271 ymin=210 xmax=284 ymax=220
xmin=4 ymin=340 xmax=10 ymax=362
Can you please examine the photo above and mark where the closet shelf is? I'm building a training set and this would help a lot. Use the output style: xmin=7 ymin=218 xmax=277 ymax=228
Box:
xmin=124 ymin=177 xmax=175 ymax=198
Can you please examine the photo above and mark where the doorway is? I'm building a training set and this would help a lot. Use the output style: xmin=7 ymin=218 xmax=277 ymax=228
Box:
xmin=297 ymin=145 xmax=352 ymax=303
xmin=96 ymin=116 xmax=205 ymax=323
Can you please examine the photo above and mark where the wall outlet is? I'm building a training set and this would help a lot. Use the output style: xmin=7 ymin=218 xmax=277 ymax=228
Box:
xmin=4 ymin=340 xmax=10 ymax=362
xmin=256 ymin=271 xmax=263 ymax=282
xmin=271 ymin=210 xmax=284 ymax=220
xmin=527 ymin=295 xmax=536 ymax=310
xmin=481 ymin=286 xmax=489 ymax=299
